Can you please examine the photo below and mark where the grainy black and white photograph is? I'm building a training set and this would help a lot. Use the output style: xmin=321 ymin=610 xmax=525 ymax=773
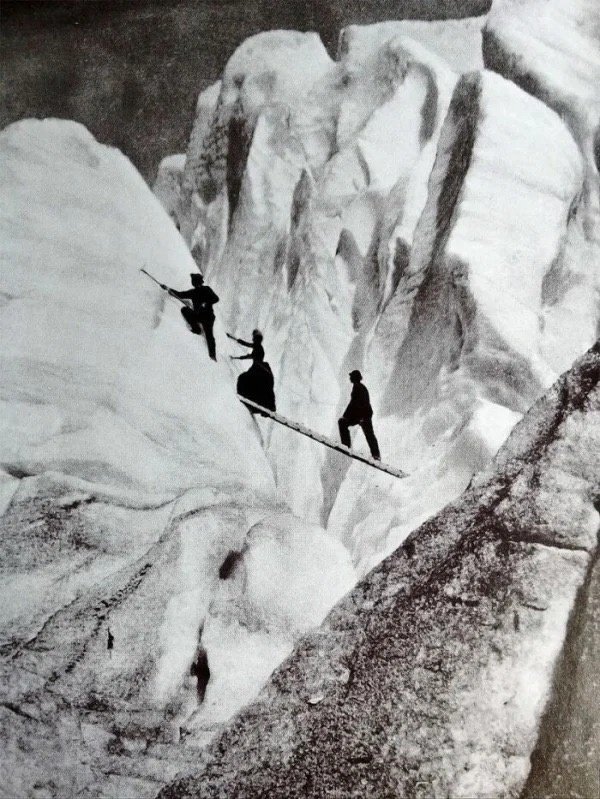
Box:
xmin=1 ymin=0 xmax=599 ymax=797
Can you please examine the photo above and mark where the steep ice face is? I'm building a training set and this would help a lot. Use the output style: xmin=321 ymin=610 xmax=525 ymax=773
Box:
xmin=172 ymin=28 xmax=464 ymax=522
xmin=382 ymin=70 xmax=583 ymax=414
xmin=329 ymin=70 xmax=586 ymax=572
xmin=187 ymin=31 xmax=332 ymax=214
xmin=154 ymin=153 xmax=186 ymax=232
xmin=484 ymin=0 xmax=600 ymax=151
xmin=171 ymin=20 xmax=597 ymax=573
xmin=0 ymin=119 xmax=269 ymax=498
xmin=0 ymin=119 xmax=355 ymax=798
xmin=265 ymin=38 xmax=460 ymax=523
xmin=175 ymin=512 xmax=354 ymax=746
xmin=483 ymin=0 xmax=600 ymax=374
xmin=182 ymin=80 xmax=222 ymax=198
xmin=336 ymin=16 xmax=485 ymax=74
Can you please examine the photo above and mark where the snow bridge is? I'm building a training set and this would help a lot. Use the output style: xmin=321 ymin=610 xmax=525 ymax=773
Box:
xmin=237 ymin=395 xmax=408 ymax=479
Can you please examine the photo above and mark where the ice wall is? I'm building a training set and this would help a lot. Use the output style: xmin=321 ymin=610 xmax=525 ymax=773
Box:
xmin=0 ymin=119 xmax=354 ymax=798
xmin=483 ymin=0 xmax=600 ymax=372
xmin=168 ymin=19 xmax=597 ymax=574
xmin=166 ymin=27 xmax=470 ymax=524
xmin=328 ymin=70 xmax=587 ymax=572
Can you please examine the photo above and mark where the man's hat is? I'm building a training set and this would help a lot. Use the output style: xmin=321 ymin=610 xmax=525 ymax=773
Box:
xmin=349 ymin=369 xmax=362 ymax=380
xmin=190 ymin=272 xmax=204 ymax=280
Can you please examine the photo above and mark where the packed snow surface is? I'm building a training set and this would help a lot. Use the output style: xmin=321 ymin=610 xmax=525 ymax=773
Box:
xmin=0 ymin=119 xmax=355 ymax=798
xmin=0 ymin=118 xmax=271 ymax=497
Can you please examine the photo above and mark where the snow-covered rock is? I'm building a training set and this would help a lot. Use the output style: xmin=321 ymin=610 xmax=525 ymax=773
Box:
xmin=159 ymin=342 xmax=600 ymax=799
xmin=0 ymin=119 xmax=355 ymax=798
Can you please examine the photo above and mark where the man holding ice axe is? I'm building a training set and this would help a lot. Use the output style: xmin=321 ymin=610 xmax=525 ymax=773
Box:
xmin=142 ymin=269 xmax=220 ymax=361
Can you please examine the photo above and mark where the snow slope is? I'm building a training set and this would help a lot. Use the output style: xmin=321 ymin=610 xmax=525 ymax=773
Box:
xmin=0 ymin=119 xmax=268 ymax=497
xmin=0 ymin=119 xmax=354 ymax=798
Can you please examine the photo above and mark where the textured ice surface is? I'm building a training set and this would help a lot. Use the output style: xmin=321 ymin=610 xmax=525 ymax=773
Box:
xmin=0 ymin=119 xmax=355 ymax=798
xmin=3 ymin=6 xmax=600 ymax=795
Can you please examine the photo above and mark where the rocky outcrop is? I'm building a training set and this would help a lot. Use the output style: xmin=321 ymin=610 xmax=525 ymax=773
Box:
xmin=160 ymin=342 xmax=600 ymax=799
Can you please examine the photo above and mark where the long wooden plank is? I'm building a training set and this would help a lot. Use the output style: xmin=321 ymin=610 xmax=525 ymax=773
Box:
xmin=237 ymin=395 xmax=408 ymax=479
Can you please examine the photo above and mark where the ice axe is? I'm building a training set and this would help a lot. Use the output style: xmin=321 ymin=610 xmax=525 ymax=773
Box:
xmin=140 ymin=267 xmax=188 ymax=307
xmin=140 ymin=267 xmax=167 ymax=291
xmin=140 ymin=268 xmax=199 ymax=326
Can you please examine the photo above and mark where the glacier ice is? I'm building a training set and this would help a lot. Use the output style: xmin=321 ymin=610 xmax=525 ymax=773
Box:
xmin=0 ymin=118 xmax=354 ymax=798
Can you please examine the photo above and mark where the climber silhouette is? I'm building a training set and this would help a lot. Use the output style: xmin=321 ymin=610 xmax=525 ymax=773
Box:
xmin=160 ymin=273 xmax=219 ymax=361
xmin=338 ymin=370 xmax=381 ymax=460
xmin=229 ymin=330 xmax=276 ymax=414
xmin=227 ymin=329 xmax=265 ymax=364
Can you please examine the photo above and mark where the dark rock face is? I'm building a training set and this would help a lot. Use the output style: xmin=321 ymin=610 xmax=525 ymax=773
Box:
xmin=523 ymin=551 xmax=600 ymax=799
xmin=159 ymin=343 xmax=600 ymax=799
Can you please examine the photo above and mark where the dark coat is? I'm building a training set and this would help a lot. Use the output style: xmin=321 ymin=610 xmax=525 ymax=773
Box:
xmin=342 ymin=382 xmax=373 ymax=423
xmin=170 ymin=285 xmax=219 ymax=318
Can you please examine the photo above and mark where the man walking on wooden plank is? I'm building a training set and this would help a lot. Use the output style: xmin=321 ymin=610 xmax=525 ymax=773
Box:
xmin=338 ymin=370 xmax=381 ymax=461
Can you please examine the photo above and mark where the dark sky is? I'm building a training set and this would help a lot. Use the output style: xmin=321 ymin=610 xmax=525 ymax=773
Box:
xmin=1 ymin=0 xmax=490 ymax=182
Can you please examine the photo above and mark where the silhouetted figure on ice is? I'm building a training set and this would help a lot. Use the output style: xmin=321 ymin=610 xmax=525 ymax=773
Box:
xmin=228 ymin=329 xmax=265 ymax=365
xmin=229 ymin=329 xmax=276 ymax=415
xmin=339 ymin=370 xmax=380 ymax=460
xmin=160 ymin=273 xmax=219 ymax=361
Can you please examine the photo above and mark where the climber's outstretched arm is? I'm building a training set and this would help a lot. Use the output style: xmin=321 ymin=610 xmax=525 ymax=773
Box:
xmin=226 ymin=334 xmax=253 ymax=347
xmin=163 ymin=286 xmax=194 ymax=300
